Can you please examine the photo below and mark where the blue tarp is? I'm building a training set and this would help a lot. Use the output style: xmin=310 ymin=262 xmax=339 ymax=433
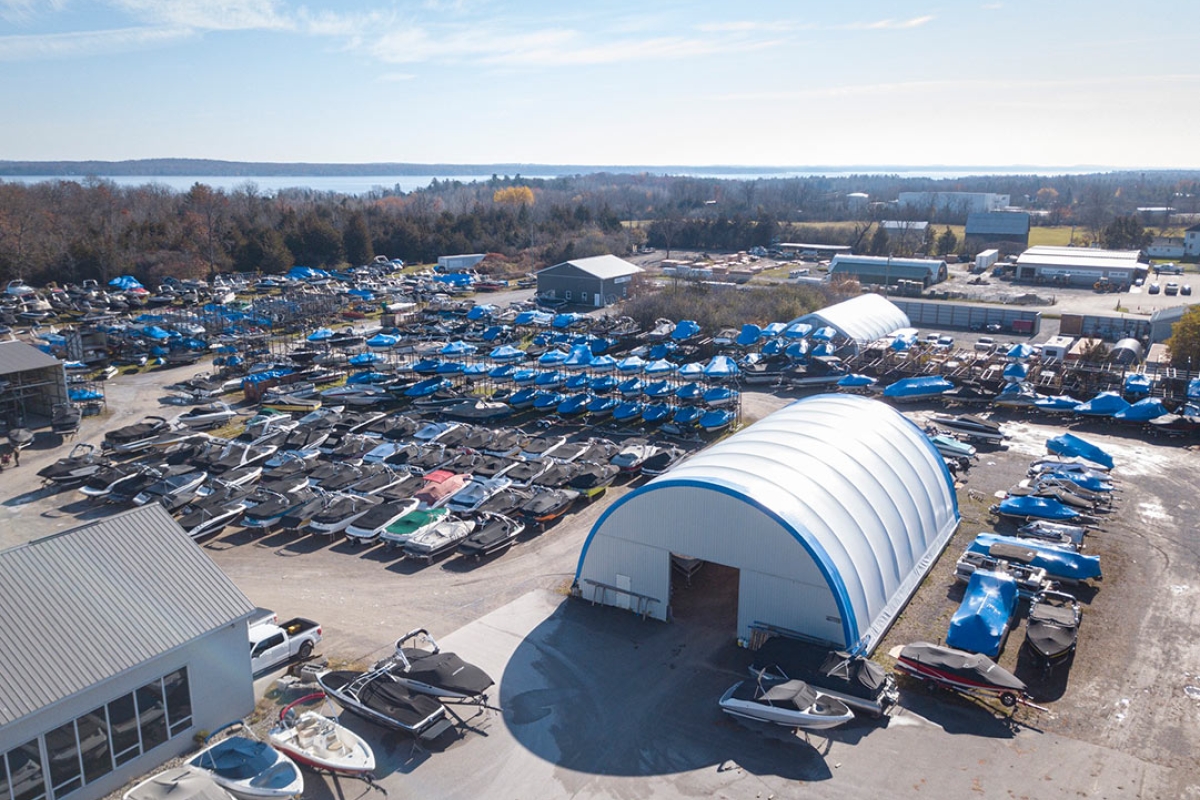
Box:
xmin=969 ymin=532 xmax=1102 ymax=582
xmin=108 ymin=275 xmax=143 ymax=290
xmin=1124 ymin=374 xmax=1153 ymax=395
xmin=1033 ymin=395 xmax=1081 ymax=412
xmin=1073 ymin=391 xmax=1130 ymax=417
xmin=762 ymin=322 xmax=787 ymax=337
xmin=644 ymin=359 xmax=677 ymax=375
xmin=812 ymin=326 xmax=837 ymax=342
xmin=405 ymin=377 xmax=450 ymax=397
xmin=671 ymin=320 xmax=701 ymax=341
xmin=1007 ymin=343 xmax=1033 ymax=360
xmin=513 ymin=310 xmax=553 ymax=326
xmin=590 ymin=354 xmax=618 ymax=372
xmin=784 ymin=322 xmax=813 ymax=339
xmin=69 ymin=388 xmax=104 ymax=401
xmin=367 ymin=333 xmax=400 ymax=349
xmin=945 ymin=569 xmax=1018 ymax=658
xmin=538 ymin=349 xmax=570 ymax=365
xmin=307 ymin=328 xmax=334 ymax=342
xmin=837 ymin=374 xmax=877 ymax=388
xmin=994 ymin=495 xmax=1081 ymax=521
xmin=563 ymin=346 xmax=594 ymax=369
xmin=553 ymin=313 xmax=587 ymax=329
xmin=786 ymin=341 xmax=810 ymax=359
xmin=441 ymin=340 xmax=477 ymax=356
xmin=142 ymin=326 xmax=171 ymax=341
xmin=736 ymin=324 xmax=762 ymax=348
xmin=349 ymin=352 xmax=383 ymax=365
xmin=434 ymin=272 xmax=473 ymax=286
xmin=1189 ymin=378 xmax=1200 ymax=401
xmin=288 ymin=266 xmax=330 ymax=281
xmin=1113 ymin=397 xmax=1170 ymax=423
xmin=466 ymin=304 xmax=497 ymax=320
xmin=489 ymin=345 xmax=526 ymax=362
xmin=677 ymin=362 xmax=704 ymax=379
xmin=1045 ymin=432 xmax=1115 ymax=469
xmin=882 ymin=376 xmax=954 ymax=399
xmin=618 ymin=356 xmax=646 ymax=373
xmin=703 ymin=355 xmax=739 ymax=378
xmin=1003 ymin=363 xmax=1028 ymax=381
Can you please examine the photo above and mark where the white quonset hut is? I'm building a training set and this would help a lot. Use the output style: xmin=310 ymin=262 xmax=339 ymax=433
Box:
xmin=789 ymin=294 xmax=911 ymax=353
xmin=0 ymin=505 xmax=257 ymax=800
xmin=574 ymin=395 xmax=960 ymax=653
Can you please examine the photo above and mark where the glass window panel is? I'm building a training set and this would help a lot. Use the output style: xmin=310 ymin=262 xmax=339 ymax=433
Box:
xmin=75 ymin=710 xmax=112 ymax=785
xmin=106 ymin=695 xmax=139 ymax=766
xmin=136 ymin=682 xmax=168 ymax=752
xmin=7 ymin=742 xmax=45 ymax=800
xmin=163 ymin=669 xmax=192 ymax=737
xmin=45 ymin=722 xmax=81 ymax=797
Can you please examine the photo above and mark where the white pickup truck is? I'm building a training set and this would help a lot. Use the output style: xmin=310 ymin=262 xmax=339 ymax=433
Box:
xmin=249 ymin=616 xmax=322 ymax=674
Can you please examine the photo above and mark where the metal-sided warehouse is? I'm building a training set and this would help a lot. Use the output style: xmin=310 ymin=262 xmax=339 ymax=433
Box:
xmin=573 ymin=394 xmax=961 ymax=652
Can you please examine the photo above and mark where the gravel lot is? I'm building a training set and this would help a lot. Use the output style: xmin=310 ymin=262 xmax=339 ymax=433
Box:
xmin=4 ymin=351 xmax=1199 ymax=798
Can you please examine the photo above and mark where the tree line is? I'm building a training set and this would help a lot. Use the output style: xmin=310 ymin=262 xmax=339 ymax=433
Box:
xmin=0 ymin=170 xmax=1196 ymax=287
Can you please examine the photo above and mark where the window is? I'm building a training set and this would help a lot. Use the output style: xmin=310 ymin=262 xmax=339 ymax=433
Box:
xmin=44 ymin=722 xmax=81 ymax=798
xmin=7 ymin=742 xmax=45 ymax=800
xmin=75 ymin=711 xmax=112 ymax=785
xmin=11 ymin=668 xmax=191 ymax=800
xmin=580 ymin=291 xmax=589 ymax=302
xmin=163 ymin=669 xmax=192 ymax=737
xmin=136 ymin=681 xmax=168 ymax=753
xmin=251 ymin=634 xmax=284 ymax=659
xmin=565 ymin=291 xmax=572 ymax=301
xmin=107 ymin=695 xmax=139 ymax=767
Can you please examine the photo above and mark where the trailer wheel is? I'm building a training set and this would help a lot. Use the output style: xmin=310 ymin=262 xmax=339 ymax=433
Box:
xmin=999 ymin=692 xmax=1017 ymax=708
xmin=298 ymin=641 xmax=314 ymax=660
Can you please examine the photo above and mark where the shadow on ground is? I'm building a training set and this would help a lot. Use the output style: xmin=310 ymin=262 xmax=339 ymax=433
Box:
xmin=497 ymin=563 xmax=856 ymax=782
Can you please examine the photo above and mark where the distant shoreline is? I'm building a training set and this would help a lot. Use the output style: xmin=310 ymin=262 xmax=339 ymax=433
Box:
xmin=0 ymin=158 xmax=1159 ymax=179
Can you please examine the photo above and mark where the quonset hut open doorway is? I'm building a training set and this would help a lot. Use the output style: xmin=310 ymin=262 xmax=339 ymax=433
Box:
xmin=669 ymin=555 xmax=740 ymax=635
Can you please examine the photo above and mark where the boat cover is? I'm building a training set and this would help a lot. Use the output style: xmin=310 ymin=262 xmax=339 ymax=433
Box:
xmin=127 ymin=768 xmax=232 ymax=800
xmin=969 ymin=533 xmax=1102 ymax=582
xmin=1113 ymin=397 xmax=1169 ymax=423
xmin=945 ymin=569 xmax=1017 ymax=657
xmin=837 ymin=374 xmax=876 ymax=388
xmin=751 ymin=638 xmax=888 ymax=702
xmin=1033 ymin=394 xmax=1081 ymax=412
xmin=737 ymin=324 xmax=762 ymax=347
xmin=882 ymin=375 xmax=953 ymax=398
xmin=760 ymin=679 xmax=819 ymax=710
xmin=395 ymin=650 xmax=495 ymax=696
xmin=1124 ymin=373 xmax=1152 ymax=395
xmin=1073 ymin=391 xmax=1130 ymax=417
xmin=897 ymin=642 xmax=1026 ymax=692
xmin=1025 ymin=596 xmax=1079 ymax=658
xmin=1045 ymin=432 xmax=1115 ymax=469
xmin=1006 ymin=343 xmax=1033 ymax=359
xmin=322 ymin=672 xmax=443 ymax=729
xmin=703 ymin=355 xmax=739 ymax=378
xmin=995 ymin=494 xmax=1080 ymax=521
xmin=671 ymin=319 xmax=701 ymax=341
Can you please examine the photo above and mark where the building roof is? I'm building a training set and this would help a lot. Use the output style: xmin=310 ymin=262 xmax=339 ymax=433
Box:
xmin=1015 ymin=245 xmax=1144 ymax=271
xmin=0 ymin=340 xmax=62 ymax=375
xmin=880 ymin=220 xmax=929 ymax=232
xmin=537 ymin=254 xmax=643 ymax=280
xmin=965 ymin=211 xmax=1031 ymax=237
xmin=828 ymin=255 xmax=946 ymax=284
xmin=792 ymin=293 xmax=912 ymax=345
xmin=0 ymin=505 xmax=255 ymax=727
xmin=576 ymin=394 xmax=960 ymax=650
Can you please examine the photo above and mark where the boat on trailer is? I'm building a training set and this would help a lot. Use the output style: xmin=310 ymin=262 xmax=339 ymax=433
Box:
xmin=719 ymin=674 xmax=855 ymax=731
xmin=378 ymin=627 xmax=496 ymax=703
xmin=892 ymin=641 xmax=1039 ymax=710
xmin=267 ymin=694 xmax=375 ymax=776
xmin=316 ymin=668 xmax=454 ymax=741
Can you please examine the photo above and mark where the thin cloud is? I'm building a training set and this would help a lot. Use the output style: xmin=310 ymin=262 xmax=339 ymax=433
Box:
xmin=377 ymin=72 xmax=416 ymax=82
xmin=0 ymin=25 xmax=193 ymax=61
xmin=111 ymin=0 xmax=293 ymax=32
xmin=1 ymin=0 xmax=67 ymax=24
xmin=839 ymin=15 xmax=935 ymax=30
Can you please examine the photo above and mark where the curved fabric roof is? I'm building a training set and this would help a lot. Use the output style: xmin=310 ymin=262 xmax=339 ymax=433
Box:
xmin=575 ymin=394 xmax=959 ymax=651
xmin=790 ymin=294 xmax=910 ymax=346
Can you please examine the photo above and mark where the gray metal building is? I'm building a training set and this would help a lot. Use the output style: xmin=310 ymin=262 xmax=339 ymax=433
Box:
xmin=965 ymin=212 xmax=1031 ymax=251
xmin=828 ymin=255 xmax=948 ymax=288
xmin=574 ymin=394 xmax=961 ymax=653
xmin=1014 ymin=246 xmax=1147 ymax=288
xmin=535 ymin=255 xmax=643 ymax=308
xmin=0 ymin=505 xmax=256 ymax=800
xmin=0 ymin=341 xmax=69 ymax=426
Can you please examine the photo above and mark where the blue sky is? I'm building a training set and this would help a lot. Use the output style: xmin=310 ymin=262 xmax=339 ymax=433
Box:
xmin=2 ymin=0 xmax=1198 ymax=168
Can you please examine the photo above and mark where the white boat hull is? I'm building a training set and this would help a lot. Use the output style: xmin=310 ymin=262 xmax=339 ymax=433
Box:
xmin=268 ymin=711 xmax=375 ymax=776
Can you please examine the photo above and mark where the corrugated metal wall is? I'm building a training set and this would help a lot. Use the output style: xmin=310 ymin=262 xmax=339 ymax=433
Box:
xmin=577 ymin=486 xmax=840 ymax=644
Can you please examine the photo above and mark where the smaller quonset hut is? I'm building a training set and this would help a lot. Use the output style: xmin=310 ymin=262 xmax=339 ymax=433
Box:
xmin=0 ymin=505 xmax=256 ymax=800
xmin=0 ymin=340 xmax=69 ymax=424
xmin=574 ymin=394 xmax=960 ymax=653
xmin=535 ymin=255 xmax=642 ymax=308
xmin=789 ymin=294 xmax=911 ymax=352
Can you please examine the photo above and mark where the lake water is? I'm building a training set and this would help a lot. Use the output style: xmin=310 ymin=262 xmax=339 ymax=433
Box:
xmin=0 ymin=167 xmax=1101 ymax=195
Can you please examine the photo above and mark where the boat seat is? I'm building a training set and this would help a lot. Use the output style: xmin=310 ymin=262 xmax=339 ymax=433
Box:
xmin=323 ymin=733 xmax=343 ymax=752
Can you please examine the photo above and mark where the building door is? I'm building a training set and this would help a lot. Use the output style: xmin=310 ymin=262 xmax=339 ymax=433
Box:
xmin=594 ymin=293 xmax=603 ymax=307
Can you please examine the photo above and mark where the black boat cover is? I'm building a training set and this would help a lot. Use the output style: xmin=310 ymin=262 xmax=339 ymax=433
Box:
xmin=395 ymin=651 xmax=495 ymax=697
xmin=461 ymin=515 xmax=521 ymax=554
xmin=1025 ymin=600 xmax=1080 ymax=659
xmin=898 ymin=642 xmax=1026 ymax=692
xmin=760 ymin=680 xmax=818 ymax=710
xmin=320 ymin=671 xmax=443 ymax=730
xmin=752 ymin=638 xmax=888 ymax=702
